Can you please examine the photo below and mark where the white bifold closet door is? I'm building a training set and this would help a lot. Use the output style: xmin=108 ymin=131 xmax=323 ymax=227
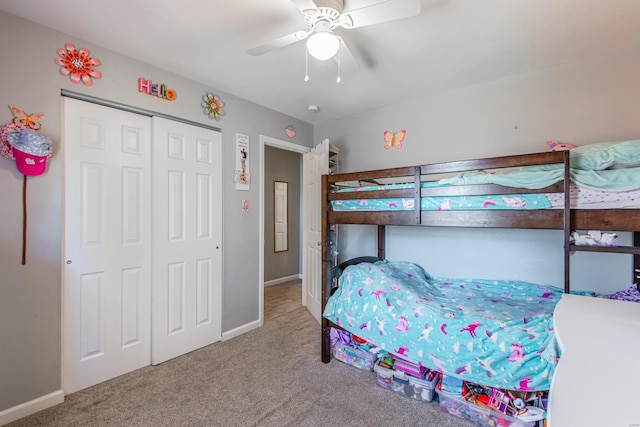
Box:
xmin=63 ymin=98 xmax=222 ymax=394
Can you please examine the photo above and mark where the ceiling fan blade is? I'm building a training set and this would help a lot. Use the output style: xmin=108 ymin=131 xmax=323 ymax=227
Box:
xmin=334 ymin=37 xmax=359 ymax=74
xmin=342 ymin=0 xmax=389 ymax=12
xmin=290 ymin=0 xmax=319 ymax=14
xmin=247 ymin=30 xmax=310 ymax=56
xmin=342 ymin=0 xmax=421 ymax=29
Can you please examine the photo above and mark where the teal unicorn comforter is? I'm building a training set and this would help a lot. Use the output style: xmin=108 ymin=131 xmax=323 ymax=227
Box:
xmin=323 ymin=260 xmax=564 ymax=391
xmin=332 ymin=182 xmax=551 ymax=211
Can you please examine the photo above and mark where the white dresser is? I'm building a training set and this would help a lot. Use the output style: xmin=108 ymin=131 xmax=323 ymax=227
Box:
xmin=548 ymin=294 xmax=640 ymax=427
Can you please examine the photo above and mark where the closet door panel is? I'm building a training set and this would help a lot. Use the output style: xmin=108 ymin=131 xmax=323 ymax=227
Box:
xmin=63 ymin=97 xmax=152 ymax=394
xmin=151 ymin=117 xmax=222 ymax=364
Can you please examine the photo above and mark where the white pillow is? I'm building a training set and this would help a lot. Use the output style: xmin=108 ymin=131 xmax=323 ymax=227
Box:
xmin=570 ymin=140 xmax=640 ymax=170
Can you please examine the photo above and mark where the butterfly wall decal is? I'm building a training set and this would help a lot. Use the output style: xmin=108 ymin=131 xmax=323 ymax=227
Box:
xmin=8 ymin=105 xmax=46 ymax=131
xmin=384 ymin=130 xmax=406 ymax=149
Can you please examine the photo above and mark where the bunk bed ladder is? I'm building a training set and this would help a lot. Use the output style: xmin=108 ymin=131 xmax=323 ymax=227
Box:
xmin=321 ymin=173 xmax=390 ymax=363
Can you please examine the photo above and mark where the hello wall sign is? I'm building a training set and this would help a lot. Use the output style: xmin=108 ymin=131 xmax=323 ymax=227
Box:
xmin=138 ymin=77 xmax=176 ymax=101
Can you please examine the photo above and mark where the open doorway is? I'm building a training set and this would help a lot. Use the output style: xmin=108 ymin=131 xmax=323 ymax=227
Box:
xmin=258 ymin=136 xmax=310 ymax=326
xmin=264 ymin=146 xmax=302 ymax=322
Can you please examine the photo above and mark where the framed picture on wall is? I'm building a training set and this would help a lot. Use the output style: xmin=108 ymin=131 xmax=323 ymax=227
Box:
xmin=235 ymin=133 xmax=250 ymax=190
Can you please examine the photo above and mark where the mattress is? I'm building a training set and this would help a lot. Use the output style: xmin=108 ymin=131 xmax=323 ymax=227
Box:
xmin=331 ymin=181 xmax=640 ymax=211
xmin=332 ymin=182 xmax=552 ymax=211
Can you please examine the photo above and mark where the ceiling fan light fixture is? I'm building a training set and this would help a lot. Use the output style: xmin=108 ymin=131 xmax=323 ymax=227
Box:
xmin=306 ymin=31 xmax=339 ymax=60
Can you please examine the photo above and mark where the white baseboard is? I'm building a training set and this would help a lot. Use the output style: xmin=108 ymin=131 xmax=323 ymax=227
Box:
xmin=0 ymin=389 xmax=64 ymax=426
xmin=264 ymin=274 xmax=301 ymax=287
xmin=221 ymin=319 xmax=261 ymax=341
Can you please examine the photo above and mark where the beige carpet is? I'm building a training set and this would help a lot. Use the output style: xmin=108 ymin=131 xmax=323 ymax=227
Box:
xmin=264 ymin=280 xmax=303 ymax=322
xmin=8 ymin=280 xmax=471 ymax=427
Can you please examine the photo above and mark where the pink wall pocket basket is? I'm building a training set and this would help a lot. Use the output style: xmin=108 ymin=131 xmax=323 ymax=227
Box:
xmin=6 ymin=128 xmax=52 ymax=176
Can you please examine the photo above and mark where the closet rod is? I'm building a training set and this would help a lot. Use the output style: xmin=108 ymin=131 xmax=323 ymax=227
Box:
xmin=60 ymin=89 xmax=222 ymax=132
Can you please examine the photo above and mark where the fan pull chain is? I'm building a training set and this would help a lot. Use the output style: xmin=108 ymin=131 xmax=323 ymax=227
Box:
xmin=22 ymin=174 xmax=27 ymax=265
xmin=304 ymin=49 xmax=310 ymax=82
xmin=336 ymin=48 xmax=341 ymax=83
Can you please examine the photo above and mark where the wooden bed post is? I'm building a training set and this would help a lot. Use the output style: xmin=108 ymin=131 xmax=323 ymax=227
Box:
xmin=321 ymin=174 xmax=331 ymax=363
xmin=563 ymin=150 xmax=571 ymax=293
xmin=378 ymin=225 xmax=385 ymax=260
xmin=634 ymin=232 xmax=640 ymax=284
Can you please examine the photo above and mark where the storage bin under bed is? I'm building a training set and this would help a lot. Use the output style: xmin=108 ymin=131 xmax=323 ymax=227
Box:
xmin=437 ymin=390 xmax=537 ymax=427
xmin=331 ymin=341 xmax=377 ymax=371
xmin=373 ymin=359 xmax=439 ymax=402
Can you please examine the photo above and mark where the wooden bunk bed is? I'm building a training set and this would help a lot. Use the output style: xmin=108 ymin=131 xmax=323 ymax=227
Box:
xmin=320 ymin=148 xmax=640 ymax=391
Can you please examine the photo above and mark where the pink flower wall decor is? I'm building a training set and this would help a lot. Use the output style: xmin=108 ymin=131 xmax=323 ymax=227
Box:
xmin=55 ymin=43 xmax=102 ymax=86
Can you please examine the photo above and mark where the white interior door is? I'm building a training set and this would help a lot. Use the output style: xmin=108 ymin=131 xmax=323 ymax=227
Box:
xmin=63 ymin=98 xmax=152 ymax=394
xmin=151 ymin=117 xmax=222 ymax=365
xmin=302 ymin=139 xmax=329 ymax=323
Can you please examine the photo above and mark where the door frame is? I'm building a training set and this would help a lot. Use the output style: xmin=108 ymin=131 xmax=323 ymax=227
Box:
xmin=258 ymin=135 xmax=310 ymax=326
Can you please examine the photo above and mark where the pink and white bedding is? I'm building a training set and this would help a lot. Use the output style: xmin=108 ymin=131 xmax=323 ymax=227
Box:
xmin=546 ymin=184 xmax=640 ymax=209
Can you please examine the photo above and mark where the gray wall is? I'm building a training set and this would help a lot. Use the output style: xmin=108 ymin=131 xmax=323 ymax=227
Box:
xmin=316 ymin=44 xmax=640 ymax=295
xmin=0 ymin=11 xmax=312 ymax=413
xmin=264 ymin=146 xmax=301 ymax=282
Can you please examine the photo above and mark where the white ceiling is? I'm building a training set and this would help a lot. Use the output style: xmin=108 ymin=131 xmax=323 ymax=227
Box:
xmin=1 ymin=0 xmax=639 ymax=125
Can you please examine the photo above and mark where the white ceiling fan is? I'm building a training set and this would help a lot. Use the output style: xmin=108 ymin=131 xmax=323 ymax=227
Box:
xmin=247 ymin=0 xmax=421 ymax=68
